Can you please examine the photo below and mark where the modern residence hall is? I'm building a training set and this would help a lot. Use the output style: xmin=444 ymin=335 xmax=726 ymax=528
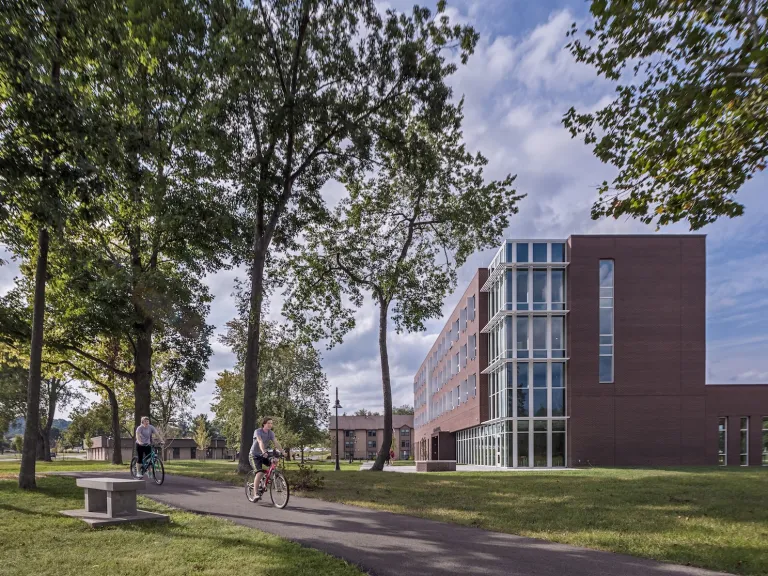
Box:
xmin=413 ymin=235 xmax=768 ymax=468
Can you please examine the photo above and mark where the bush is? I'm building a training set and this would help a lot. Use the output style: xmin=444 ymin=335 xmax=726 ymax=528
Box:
xmin=286 ymin=463 xmax=325 ymax=491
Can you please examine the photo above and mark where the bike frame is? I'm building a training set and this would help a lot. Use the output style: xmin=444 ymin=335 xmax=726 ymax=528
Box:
xmin=140 ymin=445 xmax=160 ymax=470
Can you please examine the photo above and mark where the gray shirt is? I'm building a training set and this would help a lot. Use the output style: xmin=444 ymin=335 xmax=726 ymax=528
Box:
xmin=135 ymin=424 xmax=157 ymax=446
xmin=250 ymin=428 xmax=275 ymax=456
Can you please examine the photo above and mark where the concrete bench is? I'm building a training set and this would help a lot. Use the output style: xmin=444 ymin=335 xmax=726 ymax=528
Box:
xmin=416 ymin=460 xmax=456 ymax=472
xmin=61 ymin=477 xmax=169 ymax=527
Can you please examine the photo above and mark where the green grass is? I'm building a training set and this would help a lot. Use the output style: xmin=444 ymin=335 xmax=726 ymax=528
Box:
xmin=5 ymin=460 xmax=767 ymax=575
xmin=0 ymin=475 xmax=363 ymax=576
xmin=164 ymin=462 xmax=768 ymax=576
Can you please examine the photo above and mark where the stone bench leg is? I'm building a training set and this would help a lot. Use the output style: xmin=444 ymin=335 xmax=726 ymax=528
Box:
xmin=84 ymin=489 xmax=107 ymax=514
xmin=107 ymin=491 xmax=137 ymax=517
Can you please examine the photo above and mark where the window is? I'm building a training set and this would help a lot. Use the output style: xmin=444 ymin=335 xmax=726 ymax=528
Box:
xmin=517 ymin=363 xmax=529 ymax=418
xmin=456 ymin=385 xmax=461 ymax=406
xmin=454 ymin=352 xmax=459 ymax=376
xmin=461 ymin=307 xmax=467 ymax=332
xmin=191 ymin=447 xmax=197 ymax=460
xmin=400 ymin=427 xmax=410 ymax=436
xmin=718 ymin=418 xmax=727 ymax=466
xmin=516 ymin=270 xmax=529 ymax=310
xmin=173 ymin=447 xmax=180 ymax=459
xmin=469 ymin=334 xmax=477 ymax=360
xmin=762 ymin=418 xmax=768 ymax=466
xmin=551 ymin=316 xmax=565 ymax=358
xmin=453 ymin=320 xmax=460 ymax=341
xmin=401 ymin=440 xmax=410 ymax=449
xmin=345 ymin=430 xmax=354 ymax=438
xmin=551 ymin=270 xmax=565 ymax=311
xmin=533 ymin=270 xmax=547 ymax=310
xmin=368 ymin=452 xmax=377 ymax=459
xmin=533 ymin=243 xmax=547 ymax=263
xmin=368 ymin=440 xmax=377 ymax=448
xmin=468 ymin=296 xmax=476 ymax=321
xmin=533 ymin=316 xmax=547 ymax=358
xmin=517 ymin=420 xmax=529 ymax=467
xmin=470 ymin=373 xmax=477 ymax=398
xmin=599 ymin=260 xmax=614 ymax=383
xmin=551 ymin=243 xmax=565 ymax=263
xmin=517 ymin=316 xmax=529 ymax=358
xmin=368 ymin=430 xmax=377 ymax=437
xmin=461 ymin=378 xmax=468 ymax=402
xmin=552 ymin=362 xmax=565 ymax=417
xmin=401 ymin=451 xmax=410 ymax=460
xmin=741 ymin=417 xmax=749 ymax=466
xmin=516 ymin=243 xmax=529 ymax=263
xmin=552 ymin=419 xmax=566 ymax=467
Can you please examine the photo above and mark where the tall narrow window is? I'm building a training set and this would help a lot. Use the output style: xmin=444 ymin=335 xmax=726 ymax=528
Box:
xmin=551 ymin=316 xmax=565 ymax=358
xmin=516 ymin=316 xmax=529 ymax=359
xmin=762 ymin=417 xmax=768 ymax=466
xmin=533 ymin=270 xmax=547 ymax=311
xmin=460 ymin=307 xmax=467 ymax=332
xmin=516 ymin=270 xmax=528 ymax=311
xmin=740 ymin=417 xmax=749 ymax=466
xmin=468 ymin=295 xmax=475 ymax=321
xmin=469 ymin=334 xmax=477 ymax=360
xmin=599 ymin=260 xmax=614 ymax=383
xmin=532 ymin=316 xmax=547 ymax=358
xmin=532 ymin=243 xmax=547 ymax=263
xmin=470 ymin=374 xmax=477 ymax=398
xmin=551 ymin=243 xmax=565 ymax=263
xmin=718 ymin=417 xmax=727 ymax=466
xmin=551 ymin=269 xmax=565 ymax=311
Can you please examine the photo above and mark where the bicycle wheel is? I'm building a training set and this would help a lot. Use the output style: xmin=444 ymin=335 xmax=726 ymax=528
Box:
xmin=130 ymin=457 xmax=140 ymax=479
xmin=245 ymin=470 xmax=259 ymax=502
xmin=150 ymin=458 xmax=165 ymax=485
xmin=269 ymin=471 xmax=289 ymax=509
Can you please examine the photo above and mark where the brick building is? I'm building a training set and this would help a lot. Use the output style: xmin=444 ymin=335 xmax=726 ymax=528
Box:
xmin=413 ymin=235 xmax=768 ymax=468
xmin=330 ymin=415 xmax=414 ymax=461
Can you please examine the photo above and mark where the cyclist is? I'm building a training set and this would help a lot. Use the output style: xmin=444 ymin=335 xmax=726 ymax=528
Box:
xmin=135 ymin=416 xmax=158 ymax=479
xmin=249 ymin=417 xmax=283 ymax=501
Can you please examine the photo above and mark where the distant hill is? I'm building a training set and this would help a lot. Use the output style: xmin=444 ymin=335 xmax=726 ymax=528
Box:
xmin=4 ymin=418 xmax=71 ymax=438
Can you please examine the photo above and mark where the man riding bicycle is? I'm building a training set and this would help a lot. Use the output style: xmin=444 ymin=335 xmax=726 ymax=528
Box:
xmin=135 ymin=416 xmax=158 ymax=479
xmin=249 ymin=417 xmax=283 ymax=501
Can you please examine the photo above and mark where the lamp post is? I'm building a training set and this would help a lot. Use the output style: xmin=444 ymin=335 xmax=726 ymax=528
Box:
xmin=333 ymin=387 xmax=342 ymax=471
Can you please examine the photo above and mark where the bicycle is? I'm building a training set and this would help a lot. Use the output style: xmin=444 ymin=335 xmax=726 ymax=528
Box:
xmin=130 ymin=444 xmax=165 ymax=485
xmin=245 ymin=450 xmax=290 ymax=509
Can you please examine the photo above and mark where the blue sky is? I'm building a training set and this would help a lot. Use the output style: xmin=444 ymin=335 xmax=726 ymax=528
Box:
xmin=2 ymin=0 xmax=767 ymax=418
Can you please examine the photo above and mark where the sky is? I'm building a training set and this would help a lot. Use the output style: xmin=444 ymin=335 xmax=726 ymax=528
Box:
xmin=2 ymin=0 xmax=768 ymax=419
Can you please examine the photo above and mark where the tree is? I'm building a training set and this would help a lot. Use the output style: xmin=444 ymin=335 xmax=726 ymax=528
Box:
xmin=211 ymin=370 xmax=243 ymax=456
xmin=69 ymin=0 xmax=229 ymax=429
xmin=151 ymin=350 xmax=197 ymax=433
xmin=37 ymin=375 xmax=79 ymax=461
xmin=393 ymin=405 xmax=414 ymax=415
xmin=13 ymin=435 xmax=23 ymax=454
xmin=213 ymin=316 xmax=329 ymax=467
xmin=209 ymin=0 xmax=482 ymax=474
xmin=193 ymin=418 xmax=211 ymax=462
xmin=287 ymin=106 xmax=519 ymax=470
xmin=0 ymin=0 xmax=114 ymax=490
xmin=563 ymin=0 xmax=768 ymax=230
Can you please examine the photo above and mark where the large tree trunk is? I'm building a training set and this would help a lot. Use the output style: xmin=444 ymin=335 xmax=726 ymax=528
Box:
xmin=19 ymin=227 xmax=50 ymax=489
xmin=108 ymin=388 xmax=123 ymax=465
xmin=370 ymin=299 xmax=393 ymax=472
xmin=238 ymin=247 xmax=266 ymax=474
xmin=134 ymin=318 xmax=153 ymax=429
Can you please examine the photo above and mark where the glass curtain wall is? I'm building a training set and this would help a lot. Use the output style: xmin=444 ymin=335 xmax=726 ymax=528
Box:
xmin=468 ymin=240 xmax=568 ymax=468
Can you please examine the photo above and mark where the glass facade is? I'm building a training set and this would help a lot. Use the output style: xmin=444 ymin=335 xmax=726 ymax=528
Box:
xmin=459 ymin=240 xmax=569 ymax=468
xmin=718 ymin=417 xmax=727 ymax=465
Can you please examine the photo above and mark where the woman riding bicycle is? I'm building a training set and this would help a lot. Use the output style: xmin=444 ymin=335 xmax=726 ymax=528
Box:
xmin=135 ymin=416 xmax=158 ymax=479
xmin=249 ymin=417 xmax=283 ymax=501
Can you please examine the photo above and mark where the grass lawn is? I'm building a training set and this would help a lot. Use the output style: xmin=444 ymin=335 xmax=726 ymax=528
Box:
xmin=0 ymin=474 xmax=363 ymax=576
xmin=5 ymin=460 xmax=767 ymax=575
xmin=159 ymin=462 xmax=768 ymax=576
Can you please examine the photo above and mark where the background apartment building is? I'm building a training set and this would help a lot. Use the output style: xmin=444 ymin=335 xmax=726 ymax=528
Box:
xmin=330 ymin=415 xmax=414 ymax=461
xmin=414 ymin=235 xmax=768 ymax=468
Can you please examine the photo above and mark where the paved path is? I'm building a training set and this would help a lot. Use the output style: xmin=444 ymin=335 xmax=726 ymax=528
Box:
xmin=63 ymin=472 xmax=731 ymax=576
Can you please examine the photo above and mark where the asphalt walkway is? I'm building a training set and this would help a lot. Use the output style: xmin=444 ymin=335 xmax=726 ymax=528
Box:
xmin=64 ymin=472 xmax=731 ymax=576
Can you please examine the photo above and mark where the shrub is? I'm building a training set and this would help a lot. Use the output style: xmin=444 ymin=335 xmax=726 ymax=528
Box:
xmin=286 ymin=463 xmax=325 ymax=491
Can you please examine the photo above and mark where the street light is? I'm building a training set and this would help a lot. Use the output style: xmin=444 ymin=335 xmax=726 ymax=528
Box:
xmin=333 ymin=387 xmax=342 ymax=471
